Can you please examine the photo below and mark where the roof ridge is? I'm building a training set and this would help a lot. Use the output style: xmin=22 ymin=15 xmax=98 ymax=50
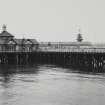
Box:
xmin=0 ymin=30 xmax=14 ymax=37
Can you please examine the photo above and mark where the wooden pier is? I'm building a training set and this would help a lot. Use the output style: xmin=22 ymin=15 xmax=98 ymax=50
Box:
xmin=0 ymin=25 xmax=104 ymax=72
xmin=0 ymin=48 xmax=105 ymax=72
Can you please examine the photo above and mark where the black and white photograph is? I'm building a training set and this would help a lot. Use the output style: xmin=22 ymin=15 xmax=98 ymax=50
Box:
xmin=0 ymin=0 xmax=105 ymax=105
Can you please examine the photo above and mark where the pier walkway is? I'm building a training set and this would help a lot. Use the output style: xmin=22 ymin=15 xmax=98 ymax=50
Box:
xmin=40 ymin=47 xmax=105 ymax=53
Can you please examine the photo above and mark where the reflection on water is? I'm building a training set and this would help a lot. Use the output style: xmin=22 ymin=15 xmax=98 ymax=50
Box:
xmin=0 ymin=64 xmax=105 ymax=105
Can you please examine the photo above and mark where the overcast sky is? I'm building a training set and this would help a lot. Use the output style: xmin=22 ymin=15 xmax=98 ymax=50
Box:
xmin=0 ymin=0 xmax=105 ymax=43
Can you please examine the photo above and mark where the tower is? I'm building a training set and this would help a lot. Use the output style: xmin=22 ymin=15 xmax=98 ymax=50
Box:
xmin=0 ymin=25 xmax=14 ymax=41
xmin=77 ymin=29 xmax=83 ymax=42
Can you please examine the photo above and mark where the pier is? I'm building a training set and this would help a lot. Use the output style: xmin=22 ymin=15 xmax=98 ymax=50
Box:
xmin=0 ymin=48 xmax=105 ymax=72
xmin=0 ymin=25 xmax=105 ymax=72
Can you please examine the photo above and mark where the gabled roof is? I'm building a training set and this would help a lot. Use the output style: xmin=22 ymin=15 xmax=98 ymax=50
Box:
xmin=14 ymin=38 xmax=38 ymax=45
xmin=0 ymin=31 xmax=14 ymax=37
xmin=7 ymin=39 xmax=17 ymax=44
xmin=28 ymin=39 xmax=38 ymax=44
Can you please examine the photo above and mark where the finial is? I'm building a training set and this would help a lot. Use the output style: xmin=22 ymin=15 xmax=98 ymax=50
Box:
xmin=78 ymin=28 xmax=81 ymax=33
xmin=2 ymin=24 xmax=7 ymax=31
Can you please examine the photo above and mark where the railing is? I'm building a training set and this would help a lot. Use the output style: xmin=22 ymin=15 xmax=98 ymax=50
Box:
xmin=0 ymin=47 xmax=105 ymax=53
xmin=0 ymin=50 xmax=35 ymax=53
xmin=40 ymin=47 xmax=105 ymax=53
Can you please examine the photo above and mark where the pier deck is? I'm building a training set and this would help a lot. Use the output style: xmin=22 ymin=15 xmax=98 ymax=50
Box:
xmin=0 ymin=48 xmax=105 ymax=72
xmin=40 ymin=47 xmax=105 ymax=53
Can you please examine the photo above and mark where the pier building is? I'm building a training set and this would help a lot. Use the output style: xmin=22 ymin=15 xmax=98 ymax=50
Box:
xmin=0 ymin=25 xmax=93 ymax=52
xmin=0 ymin=25 xmax=39 ymax=52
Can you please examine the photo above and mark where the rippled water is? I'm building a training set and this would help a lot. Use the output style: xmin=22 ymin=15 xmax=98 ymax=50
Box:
xmin=0 ymin=64 xmax=105 ymax=105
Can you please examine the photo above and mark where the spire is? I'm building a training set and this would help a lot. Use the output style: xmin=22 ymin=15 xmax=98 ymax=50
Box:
xmin=2 ymin=24 xmax=7 ymax=32
xmin=77 ymin=29 xmax=83 ymax=42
